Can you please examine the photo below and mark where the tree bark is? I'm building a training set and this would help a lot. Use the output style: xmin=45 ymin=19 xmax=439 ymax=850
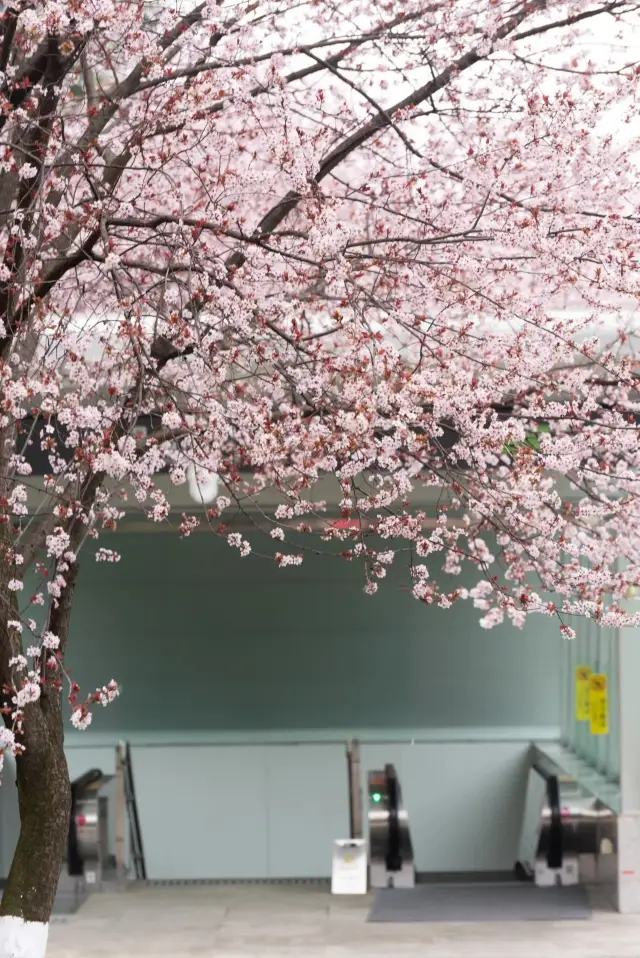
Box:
xmin=0 ymin=500 xmax=78 ymax=956
xmin=0 ymin=694 xmax=71 ymax=922
xmin=0 ymin=686 xmax=71 ymax=958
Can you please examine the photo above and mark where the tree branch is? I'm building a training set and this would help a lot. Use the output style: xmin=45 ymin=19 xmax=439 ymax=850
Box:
xmin=224 ymin=0 xmax=554 ymax=272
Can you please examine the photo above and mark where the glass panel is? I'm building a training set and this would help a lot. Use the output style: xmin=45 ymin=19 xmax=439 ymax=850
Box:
xmin=595 ymin=623 xmax=609 ymax=775
xmin=560 ymin=631 xmax=571 ymax=747
xmin=575 ymin=618 xmax=592 ymax=762
xmin=557 ymin=614 xmax=620 ymax=783
xmin=606 ymin=627 xmax=620 ymax=782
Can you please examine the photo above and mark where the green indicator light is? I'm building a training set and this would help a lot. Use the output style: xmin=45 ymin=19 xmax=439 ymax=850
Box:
xmin=372 ymin=792 xmax=382 ymax=804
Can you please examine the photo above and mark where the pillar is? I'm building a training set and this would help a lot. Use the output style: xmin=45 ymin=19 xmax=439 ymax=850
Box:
xmin=617 ymin=592 xmax=640 ymax=912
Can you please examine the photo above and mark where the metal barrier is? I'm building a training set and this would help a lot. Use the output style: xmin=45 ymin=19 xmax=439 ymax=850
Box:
xmin=516 ymin=751 xmax=617 ymax=887
xmin=368 ymin=764 xmax=415 ymax=889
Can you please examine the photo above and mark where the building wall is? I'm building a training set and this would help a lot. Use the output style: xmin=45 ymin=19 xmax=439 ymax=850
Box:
xmin=1 ymin=531 xmax=564 ymax=879
xmin=64 ymin=532 xmax=561 ymax=735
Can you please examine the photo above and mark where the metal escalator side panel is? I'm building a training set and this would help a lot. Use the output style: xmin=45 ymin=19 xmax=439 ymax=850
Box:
xmin=367 ymin=765 xmax=415 ymax=889
xmin=67 ymin=768 xmax=105 ymax=877
xmin=67 ymin=805 xmax=83 ymax=877
xmin=367 ymin=770 xmax=390 ymax=876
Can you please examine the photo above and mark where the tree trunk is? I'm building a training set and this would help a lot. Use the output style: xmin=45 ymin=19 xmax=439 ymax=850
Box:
xmin=0 ymin=430 xmax=80 ymax=956
xmin=0 ymin=690 xmax=71 ymax=958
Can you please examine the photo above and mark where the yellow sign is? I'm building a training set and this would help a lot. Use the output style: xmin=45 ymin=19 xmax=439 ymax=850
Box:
xmin=575 ymin=665 xmax=591 ymax=721
xmin=590 ymin=674 xmax=609 ymax=736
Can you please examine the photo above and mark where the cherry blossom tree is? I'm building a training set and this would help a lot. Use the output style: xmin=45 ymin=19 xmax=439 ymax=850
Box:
xmin=0 ymin=0 xmax=640 ymax=952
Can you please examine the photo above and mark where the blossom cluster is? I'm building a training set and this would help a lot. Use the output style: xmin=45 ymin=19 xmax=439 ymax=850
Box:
xmin=0 ymin=635 xmax=119 ymax=767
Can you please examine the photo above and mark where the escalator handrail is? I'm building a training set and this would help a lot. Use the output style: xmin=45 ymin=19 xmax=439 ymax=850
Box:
xmin=384 ymin=764 xmax=402 ymax=872
xmin=531 ymin=761 xmax=564 ymax=870
xmin=71 ymin=768 xmax=103 ymax=795
xmin=546 ymin=774 xmax=563 ymax=870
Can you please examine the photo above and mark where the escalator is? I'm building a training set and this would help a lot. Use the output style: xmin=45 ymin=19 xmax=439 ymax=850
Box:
xmin=367 ymin=764 xmax=415 ymax=889
xmin=55 ymin=743 xmax=146 ymax=913
xmin=516 ymin=751 xmax=617 ymax=887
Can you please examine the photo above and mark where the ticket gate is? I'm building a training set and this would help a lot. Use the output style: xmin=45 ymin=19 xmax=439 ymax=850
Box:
xmin=367 ymin=765 xmax=415 ymax=889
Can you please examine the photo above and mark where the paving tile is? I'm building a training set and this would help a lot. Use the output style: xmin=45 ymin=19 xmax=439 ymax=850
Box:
xmin=44 ymin=883 xmax=640 ymax=958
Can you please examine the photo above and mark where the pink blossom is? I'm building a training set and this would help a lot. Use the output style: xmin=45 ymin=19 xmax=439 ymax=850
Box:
xmin=70 ymin=708 xmax=92 ymax=731
xmin=41 ymin=632 xmax=60 ymax=650
xmin=95 ymin=548 xmax=122 ymax=562
xmin=45 ymin=528 xmax=71 ymax=558
xmin=0 ymin=0 xmax=637 ymax=759
xmin=14 ymin=683 xmax=41 ymax=707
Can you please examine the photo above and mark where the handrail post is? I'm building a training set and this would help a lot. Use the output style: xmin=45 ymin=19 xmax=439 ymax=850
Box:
xmin=347 ymin=739 xmax=363 ymax=840
xmin=114 ymin=742 xmax=127 ymax=884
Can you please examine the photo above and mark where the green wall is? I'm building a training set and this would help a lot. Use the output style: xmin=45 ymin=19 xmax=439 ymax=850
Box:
xmin=63 ymin=531 xmax=562 ymax=736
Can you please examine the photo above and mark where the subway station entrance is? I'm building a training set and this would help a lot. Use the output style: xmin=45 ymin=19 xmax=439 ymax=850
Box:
xmin=1 ymin=521 xmax=638 ymax=921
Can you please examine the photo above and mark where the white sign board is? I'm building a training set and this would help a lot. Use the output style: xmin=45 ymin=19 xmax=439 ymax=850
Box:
xmin=331 ymin=839 xmax=367 ymax=895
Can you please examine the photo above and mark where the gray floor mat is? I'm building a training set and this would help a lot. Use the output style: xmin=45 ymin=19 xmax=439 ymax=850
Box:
xmin=367 ymin=882 xmax=592 ymax=922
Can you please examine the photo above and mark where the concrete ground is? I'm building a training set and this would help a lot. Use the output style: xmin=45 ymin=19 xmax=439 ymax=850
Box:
xmin=45 ymin=883 xmax=640 ymax=958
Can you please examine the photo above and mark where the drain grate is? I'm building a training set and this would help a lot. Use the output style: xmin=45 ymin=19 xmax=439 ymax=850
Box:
xmin=141 ymin=877 xmax=331 ymax=888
